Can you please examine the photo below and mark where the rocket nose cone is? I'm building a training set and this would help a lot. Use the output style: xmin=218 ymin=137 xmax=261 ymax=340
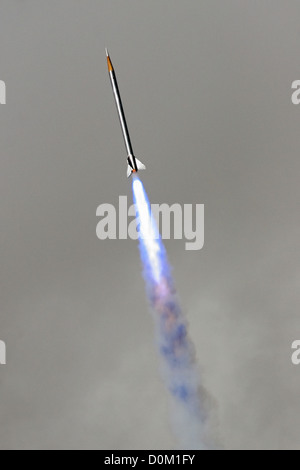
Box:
xmin=106 ymin=50 xmax=114 ymax=72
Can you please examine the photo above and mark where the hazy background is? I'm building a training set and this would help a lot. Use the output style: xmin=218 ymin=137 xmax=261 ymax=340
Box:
xmin=0 ymin=0 xmax=300 ymax=450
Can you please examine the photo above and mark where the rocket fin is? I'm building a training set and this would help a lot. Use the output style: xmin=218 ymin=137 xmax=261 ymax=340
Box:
xmin=135 ymin=159 xmax=146 ymax=171
xmin=127 ymin=164 xmax=132 ymax=178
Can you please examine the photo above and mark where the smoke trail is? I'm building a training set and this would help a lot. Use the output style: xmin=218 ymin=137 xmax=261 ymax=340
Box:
xmin=132 ymin=176 xmax=217 ymax=450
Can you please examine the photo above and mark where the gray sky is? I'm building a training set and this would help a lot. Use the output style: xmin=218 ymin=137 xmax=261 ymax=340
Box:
xmin=0 ymin=0 xmax=300 ymax=449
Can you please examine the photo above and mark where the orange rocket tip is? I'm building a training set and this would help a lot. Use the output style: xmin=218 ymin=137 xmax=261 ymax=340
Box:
xmin=106 ymin=48 xmax=113 ymax=72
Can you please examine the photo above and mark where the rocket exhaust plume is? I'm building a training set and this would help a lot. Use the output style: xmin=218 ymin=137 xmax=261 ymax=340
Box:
xmin=132 ymin=175 xmax=217 ymax=450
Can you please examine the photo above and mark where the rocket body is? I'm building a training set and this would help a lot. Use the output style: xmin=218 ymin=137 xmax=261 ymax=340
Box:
xmin=106 ymin=50 xmax=146 ymax=177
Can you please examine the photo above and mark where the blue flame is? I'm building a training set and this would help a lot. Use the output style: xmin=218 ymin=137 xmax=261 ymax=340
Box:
xmin=132 ymin=176 xmax=165 ymax=284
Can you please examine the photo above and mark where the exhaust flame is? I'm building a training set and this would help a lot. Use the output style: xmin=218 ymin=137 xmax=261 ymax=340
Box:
xmin=132 ymin=175 xmax=216 ymax=450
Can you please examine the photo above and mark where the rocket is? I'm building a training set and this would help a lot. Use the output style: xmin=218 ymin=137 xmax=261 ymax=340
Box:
xmin=106 ymin=49 xmax=146 ymax=177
